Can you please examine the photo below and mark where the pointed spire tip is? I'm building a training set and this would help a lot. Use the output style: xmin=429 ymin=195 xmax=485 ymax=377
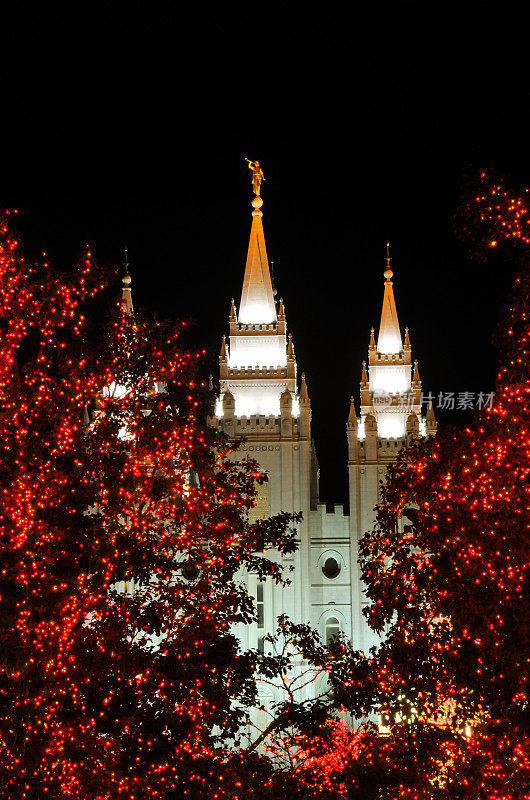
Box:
xmin=384 ymin=240 xmax=393 ymax=282
xmin=361 ymin=361 xmax=368 ymax=384
xmin=300 ymin=371 xmax=309 ymax=401
xmin=377 ymin=245 xmax=402 ymax=354
xmin=238 ymin=170 xmax=276 ymax=324
xmin=348 ymin=396 xmax=358 ymax=426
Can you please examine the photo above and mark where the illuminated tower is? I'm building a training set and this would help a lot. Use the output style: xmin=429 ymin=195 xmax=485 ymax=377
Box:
xmin=211 ymin=178 xmax=436 ymax=716
xmin=347 ymin=243 xmax=435 ymax=650
xmin=210 ymin=188 xmax=319 ymax=669
xmin=121 ymin=248 xmax=134 ymax=317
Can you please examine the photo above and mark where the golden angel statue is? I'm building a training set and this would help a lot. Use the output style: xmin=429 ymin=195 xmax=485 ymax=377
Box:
xmin=245 ymin=158 xmax=265 ymax=196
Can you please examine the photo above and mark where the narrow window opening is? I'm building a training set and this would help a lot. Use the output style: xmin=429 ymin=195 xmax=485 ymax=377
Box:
xmin=325 ymin=616 xmax=340 ymax=647
xmin=257 ymin=582 xmax=264 ymax=629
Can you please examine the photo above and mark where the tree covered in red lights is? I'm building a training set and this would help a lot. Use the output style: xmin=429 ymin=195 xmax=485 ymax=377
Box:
xmin=0 ymin=213 xmax=315 ymax=799
xmin=325 ymin=176 xmax=530 ymax=799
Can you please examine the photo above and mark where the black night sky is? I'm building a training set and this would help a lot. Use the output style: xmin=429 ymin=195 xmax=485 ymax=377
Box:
xmin=2 ymin=2 xmax=529 ymax=505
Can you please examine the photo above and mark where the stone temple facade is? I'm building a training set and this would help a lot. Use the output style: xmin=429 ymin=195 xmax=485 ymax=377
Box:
xmin=208 ymin=187 xmax=437 ymax=711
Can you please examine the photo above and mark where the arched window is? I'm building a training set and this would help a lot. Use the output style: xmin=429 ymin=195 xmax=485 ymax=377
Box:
xmin=325 ymin=616 xmax=340 ymax=646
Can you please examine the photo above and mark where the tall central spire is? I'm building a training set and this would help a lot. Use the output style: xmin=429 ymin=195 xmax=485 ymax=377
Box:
xmin=377 ymin=241 xmax=402 ymax=354
xmin=238 ymin=163 xmax=277 ymax=325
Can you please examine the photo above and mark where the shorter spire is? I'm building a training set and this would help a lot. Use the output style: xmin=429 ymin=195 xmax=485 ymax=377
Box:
xmin=278 ymin=297 xmax=285 ymax=317
xmin=229 ymin=298 xmax=236 ymax=320
xmin=404 ymin=327 xmax=410 ymax=348
xmin=427 ymin=399 xmax=436 ymax=422
xmin=369 ymin=327 xmax=376 ymax=349
xmin=300 ymin=372 xmax=309 ymax=403
xmin=287 ymin=333 xmax=294 ymax=358
xmin=426 ymin=398 xmax=437 ymax=436
xmin=348 ymin=396 xmax=358 ymax=428
xmin=361 ymin=360 xmax=368 ymax=385
xmin=377 ymin=241 xmax=402 ymax=354
xmin=413 ymin=360 xmax=420 ymax=384
xmin=220 ymin=335 xmax=227 ymax=360
xmin=121 ymin=248 xmax=134 ymax=317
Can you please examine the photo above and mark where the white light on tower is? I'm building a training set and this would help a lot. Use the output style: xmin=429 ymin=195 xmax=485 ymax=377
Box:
xmin=370 ymin=366 xmax=411 ymax=395
xmin=377 ymin=329 xmax=403 ymax=355
xmin=228 ymin=338 xmax=287 ymax=369
xmin=238 ymin=302 xmax=276 ymax=325
xmin=377 ymin=415 xmax=406 ymax=439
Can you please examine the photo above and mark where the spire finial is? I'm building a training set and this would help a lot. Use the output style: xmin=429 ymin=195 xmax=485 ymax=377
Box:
xmin=384 ymin=240 xmax=393 ymax=282
xmin=245 ymin=158 xmax=265 ymax=217
xmin=238 ymin=160 xmax=276 ymax=324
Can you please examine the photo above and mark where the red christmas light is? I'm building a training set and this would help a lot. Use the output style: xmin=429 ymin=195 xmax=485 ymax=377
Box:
xmin=326 ymin=176 xmax=530 ymax=798
xmin=0 ymin=214 xmax=304 ymax=799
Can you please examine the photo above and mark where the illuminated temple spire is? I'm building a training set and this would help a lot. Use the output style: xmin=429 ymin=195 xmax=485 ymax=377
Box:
xmin=238 ymin=164 xmax=276 ymax=325
xmin=377 ymin=241 xmax=402 ymax=354
xmin=215 ymin=162 xmax=299 ymax=418
xmin=352 ymin=243 xmax=428 ymax=439
xmin=121 ymin=248 xmax=134 ymax=317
